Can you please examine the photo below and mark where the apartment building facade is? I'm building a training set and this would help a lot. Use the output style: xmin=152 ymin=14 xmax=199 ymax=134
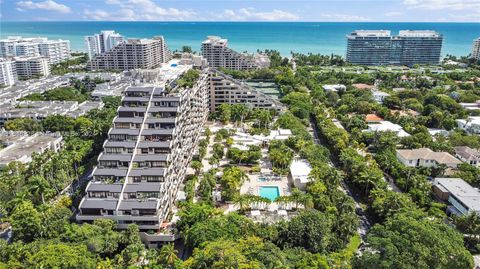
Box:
xmin=201 ymin=36 xmax=270 ymax=70
xmin=208 ymin=70 xmax=284 ymax=112
xmin=0 ymin=36 xmax=70 ymax=64
xmin=77 ymin=61 xmax=209 ymax=246
xmin=14 ymin=56 xmax=50 ymax=79
xmin=0 ymin=59 xmax=17 ymax=87
xmin=472 ymin=37 xmax=480 ymax=61
xmin=346 ymin=30 xmax=443 ymax=66
xmin=87 ymin=37 xmax=171 ymax=71
xmin=85 ymin=30 xmax=125 ymax=60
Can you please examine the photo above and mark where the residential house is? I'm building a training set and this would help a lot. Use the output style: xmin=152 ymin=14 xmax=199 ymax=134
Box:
xmin=396 ymin=148 xmax=461 ymax=168
xmin=455 ymin=146 xmax=480 ymax=167
xmin=432 ymin=178 xmax=480 ymax=216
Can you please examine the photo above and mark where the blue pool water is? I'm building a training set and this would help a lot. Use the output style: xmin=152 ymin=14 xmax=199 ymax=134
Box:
xmin=259 ymin=186 xmax=280 ymax=202
xmin=258 ymin=177 xmax=268 ymax=182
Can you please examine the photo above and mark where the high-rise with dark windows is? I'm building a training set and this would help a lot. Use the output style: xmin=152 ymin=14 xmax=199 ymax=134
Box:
xmin=346 ymin=30 xmax=443 ymax=66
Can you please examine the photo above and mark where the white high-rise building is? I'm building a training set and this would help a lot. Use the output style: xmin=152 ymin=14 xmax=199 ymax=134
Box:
xmin=87 ymin=36 xmax=171 ymax=71
xmin=14 ymin=56 xmax=50 ymax=79
xmin=0 ymin=59 xmax=17 ymax=87
xmin=201 ymin=36 xmax=270 ymax=70
xmin=472 ymin=37 xmax=480 ymax=61
xmin=0 ymin=36 xmax=70 ymax=64
xmin=85 ymin=30 xmax=125 ymax=60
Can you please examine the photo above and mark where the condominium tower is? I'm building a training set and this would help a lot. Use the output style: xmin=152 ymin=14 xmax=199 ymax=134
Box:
xmin=0 ymin=59 xmax=17 ymax=87
xmin=0 ymin=36 xmax=70 ymax=64
xmin=77 ymin=60 xmax=209 ymax=246
xmin=87 ymin=36 xmax=171 ymax=71
xmin=472 ymin=37 xmax=480 ymax=61
xmin=208 ymin=69 xmax=284 ymax=112
xmin=201 ymin=36 xmax=270 ymax=70
xmin=14 ymin=56 xmax=50 ymax=79
xmin=346 ymin=30 xmax=443 ymax=66
xmin=85 ymin=30 xmax=125 ymax=60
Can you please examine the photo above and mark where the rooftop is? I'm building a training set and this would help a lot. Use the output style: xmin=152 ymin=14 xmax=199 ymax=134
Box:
xmin=397 ymin=148 xmax=462 ymax=165
xmin=434 ymin=178 xmax=480 ymax=212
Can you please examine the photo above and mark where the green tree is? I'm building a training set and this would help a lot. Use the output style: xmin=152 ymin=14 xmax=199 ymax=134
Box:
xmin=355 ymin=212 xmax=474 ymax=269
xmin=10 ymin=201 xmax=41 ymax=242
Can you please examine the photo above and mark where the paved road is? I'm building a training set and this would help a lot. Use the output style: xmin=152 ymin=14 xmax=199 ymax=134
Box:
xmin=309 ymin=116 xmax=372 ymax=240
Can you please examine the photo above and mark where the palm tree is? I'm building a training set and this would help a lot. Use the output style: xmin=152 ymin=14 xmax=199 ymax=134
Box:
xmin=159 ymin=244 xmax=178 ymax=268
xmin=27 ymin=175 xmax=51 ymax=204
xmin=233 ymin=194 xmax=254 ymax=212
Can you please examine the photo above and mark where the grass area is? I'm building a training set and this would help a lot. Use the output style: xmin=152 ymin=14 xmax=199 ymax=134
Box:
xmin=20 ymin=87 xmax=89 ymax=102
xmin=328 ymin=234 xmax=362 ymax=268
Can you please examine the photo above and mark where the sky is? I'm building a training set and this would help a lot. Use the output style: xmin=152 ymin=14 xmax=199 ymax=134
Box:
xmin=0 ymin=0 xmax=479 ymax=22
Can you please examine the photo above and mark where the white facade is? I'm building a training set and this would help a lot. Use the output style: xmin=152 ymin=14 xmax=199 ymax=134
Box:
xmin=201 ymin=36 xmax=270 ymax=70
xmin=371 ymin=90 xmax=390 ymax=104
xmin=322 ymin=84 xmax=346 ymax=92
xmin=396 ymin=148 xmax=461 ymax=168
xmin=0 ymin=59 xmax=17 ymax=87
xmin=85 ymin=30 xmax=125 ymax=60
xmin=14 ymin=57 xmax=50 ymax=79
xmin=363 ymin=120 xmax=410 ymax=137
xmin=472 ymin=37 xmax=480 ymax=61
xmin=456 ymin=116 xmax=480 ymax=134
xmin=0 ymin=36 xmax=70 ymax=64
xmin=290 ymin=159 xmax=312 ymax=190
xmin=433 ymin=178 xmax=480 ymax=216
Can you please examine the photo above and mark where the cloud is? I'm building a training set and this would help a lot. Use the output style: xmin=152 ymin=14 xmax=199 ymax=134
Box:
xmin=93 ymin=0 xmax=195 ymax=20
xmin=16 ymin=0 xmax=71 ymax=13
xmin=403 ymin=0 xmax=480 ymax=10
xmin=216 ymin=8 xmax=299 ymax=21
xmin=385 ymin=11 xmax=404 ymax=16
xmin=448 ymin=10 xmax=480 ymax=21
xmin=319 ymin=13 xmax=371 ymax=22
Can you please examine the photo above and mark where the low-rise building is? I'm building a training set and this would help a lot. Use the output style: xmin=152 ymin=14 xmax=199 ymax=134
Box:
xmin=433 ymin=177 xmax=480 ymax=216
xmin=396 ymin=148 xmax=461 ymax=168
xmin=459 ymin=101 xmax=480 ymax=111
xmin=322 ymin=84 xmax=346 ymax=92
xmin=371 ymin=90 xmax=390 ymax=104
xmin=0 ymin=131 xmax=63 ymax=167
xmin=363 ymin=120 xmax=410 ymax=137
xmin=290 ymin=159 xmax=312 ymax=190
xmin=0 ymin=100 xmax=103 ymax=124
xmin=456 ymin=116 xmax=480 ymax=134
xmin=454 ymin=146 xmax=480 ymax=167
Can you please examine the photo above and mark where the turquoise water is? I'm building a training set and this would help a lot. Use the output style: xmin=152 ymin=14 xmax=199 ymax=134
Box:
xmin=259 ymin=186 xmax=280 ymax=201
xmin=1 ymin=22 xmax=478 ymax=56
xmin=258 ymin=177 xmax=268 ymax=182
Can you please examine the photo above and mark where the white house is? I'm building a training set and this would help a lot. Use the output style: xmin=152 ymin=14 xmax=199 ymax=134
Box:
xmin=363 ymin=121 xmax=410 ymax=137
xmin=456 ymin=116 xmax=480 ymax=134
xmin=433 ymin=178 xmax=480 ymax=216
xmin=290 ymin=159 xmax=312 ymax=190
xmin=454 ymin=146 xmax=480 ymax=167
xmin=322 ymin=84 xmax=346 ymax=92
xmin=371 ymin=90 xmax=390 ymax=104
xmin=396 ymin=148 xmax=462 ymax=168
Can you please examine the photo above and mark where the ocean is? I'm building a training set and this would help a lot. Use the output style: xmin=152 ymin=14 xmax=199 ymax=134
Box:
xmin=1 ymin=21 xmax=479 ymax=57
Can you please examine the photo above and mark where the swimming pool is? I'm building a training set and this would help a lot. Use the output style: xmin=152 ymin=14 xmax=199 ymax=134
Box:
xmin=258 ymin=177 xmax=268 ymax=182
xmin=259 ymin=186 xmax=280 ymax=202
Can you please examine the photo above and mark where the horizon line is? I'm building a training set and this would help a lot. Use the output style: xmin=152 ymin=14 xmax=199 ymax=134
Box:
xmin=2 ymin=20 xmax=479 ymax=23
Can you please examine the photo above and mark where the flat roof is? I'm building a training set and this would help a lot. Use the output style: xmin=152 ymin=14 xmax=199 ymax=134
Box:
xmin=124 ymin=183 xmax=162 ymax=193
xmin=434 ymin=178 xmax=480 ymax=212
xmin=87 ymin=183 xmax=123 ymax=193
xmin=80 ymin=198 xmax=118 ymax=210
xmin=118 ymin=200 xmax=159 ymax=210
